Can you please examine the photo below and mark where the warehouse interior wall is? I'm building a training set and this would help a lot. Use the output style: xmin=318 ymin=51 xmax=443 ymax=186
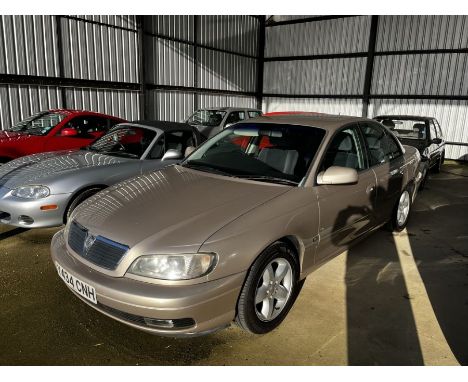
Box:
xmin=0 ymin=15 xmax=467 ymax=160
xmin=262 ymin=15 xmax=468 ymax=160
xmin=0 ymin=15 xmax=260 ymax=129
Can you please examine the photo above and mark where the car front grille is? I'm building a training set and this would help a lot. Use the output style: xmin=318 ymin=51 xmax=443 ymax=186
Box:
xmin=68 ymin=221 xmax=129 ymax=270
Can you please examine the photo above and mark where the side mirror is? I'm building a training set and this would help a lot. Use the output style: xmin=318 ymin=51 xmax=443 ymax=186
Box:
xmin=184 ymin=146 xmax=196 ymax=158
xmin=317 ymin=166 xmax=358 ymax=185
xmin=161 ymin=149 xmax=183 ymax=161
xmin=60 ymin=127 xmax=78 ymax=137
xmin=431 ymin=137 xmax=442 ymax=144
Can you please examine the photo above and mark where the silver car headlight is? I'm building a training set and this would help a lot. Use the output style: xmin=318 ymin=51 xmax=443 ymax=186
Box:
xmin=128 ymin=253 xmax=217 ymax=280
xmin=11 ymin=185 xmax=50 ymax=199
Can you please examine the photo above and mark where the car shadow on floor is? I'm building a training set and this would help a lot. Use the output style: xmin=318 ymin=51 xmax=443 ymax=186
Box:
xmin=0 ymin=227 xmax=29 ymax=241
xmin=405 ymin=173 xmax=468 ymax=365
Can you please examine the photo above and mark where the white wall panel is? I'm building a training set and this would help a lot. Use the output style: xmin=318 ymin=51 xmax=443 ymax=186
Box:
xmin=264 ymin=58 xmax=366 ymax=95
xmin=266 ymin=16 xmax=371 ymax=57
xmin=376 ymin=15 xmax=468 ymax=52
xmin=263 ymin=97 xmax=363 ymax=116
xmin=64 ymin=88 xmax=139 ymax=121
xmin=197 ymin=94 xmax=256 ymax=110
xmin=0 ymin=85 xmax=63 ymax=129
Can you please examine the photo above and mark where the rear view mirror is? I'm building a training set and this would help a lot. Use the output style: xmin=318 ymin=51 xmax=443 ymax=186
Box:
xmin=431 ymin=138 xmax=442 ymax=144
xmin=60 ymin=128 xmax=78 ymax=137
xmin=317 ymin=166 xmax=358 ymax=185
xmin=161 ymin=149 xmax=183 ymax=161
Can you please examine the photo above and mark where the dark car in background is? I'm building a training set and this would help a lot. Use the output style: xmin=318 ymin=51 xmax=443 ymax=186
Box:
xmin=0 ymin=109 xmax=125 ymax=163
xmin=374 ymin=115 xmax=446 ymax=188
xmin=186 ymin=107 xmax=262 ymax=140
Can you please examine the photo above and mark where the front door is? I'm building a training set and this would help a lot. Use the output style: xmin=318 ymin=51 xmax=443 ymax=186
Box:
xmin=314 ymin=124 xmax=377 ymax=264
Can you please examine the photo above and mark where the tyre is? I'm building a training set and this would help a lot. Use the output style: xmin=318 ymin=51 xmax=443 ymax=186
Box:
xmin=387 ymin=188 xmax=412 ymax=232
xmin=419 ymin=166 xmax=428 ymax=190
xmin=235 ymin=242 xmax=303 ymax=334
xmin=64 ymin=187 xmax=103 ymax=223
xmin=433 ymin=152 xmax=444 ymax=173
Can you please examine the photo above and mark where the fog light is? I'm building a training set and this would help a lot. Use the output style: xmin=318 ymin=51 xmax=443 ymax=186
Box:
xmin=18 ymin=215 xmax=34 ymax=225
xmin=40 ymin=204 xmax=58 ymax=211
xmin=143 ymin=317 xmax=195 ymax=329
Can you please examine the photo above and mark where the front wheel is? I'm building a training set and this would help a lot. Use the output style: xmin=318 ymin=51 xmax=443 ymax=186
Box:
xmin=64 ymin=187 xmax=103 ymax=223
xmin=235 ymin=242 xmax=303 ymax=334
xmin=387 ymin=189 xmax=412 ymax=232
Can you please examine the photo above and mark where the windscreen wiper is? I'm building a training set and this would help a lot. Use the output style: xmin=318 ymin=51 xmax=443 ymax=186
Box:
xmin=237 ymin=175 xmax=298 ymax=186
xmin=182 ymin=161 xmax=234 ymax=177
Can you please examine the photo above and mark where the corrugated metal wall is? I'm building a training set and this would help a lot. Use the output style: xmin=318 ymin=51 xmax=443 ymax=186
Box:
xmin=0 ymin=15 xmax=140 ymax=128
xmin=263 ymin=15 xmax=468 ymax=160
xmin=262 ymin=15 xmax=370 ymax=119
xmin=144 ymin=15 xmax=258 ymax=122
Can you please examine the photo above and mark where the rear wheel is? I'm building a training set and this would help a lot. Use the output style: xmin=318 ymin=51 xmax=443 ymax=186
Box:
xmin=235 ymin=242 xmax=303 ymax=334
xmin=387 ymin=189 xmax=412 ymax=232
xmin=64 ymin=187 xmax=104 ymax=223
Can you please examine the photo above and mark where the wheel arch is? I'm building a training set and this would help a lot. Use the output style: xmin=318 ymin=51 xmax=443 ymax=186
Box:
xmin=63 ymin=183 xmax=108 ymax=223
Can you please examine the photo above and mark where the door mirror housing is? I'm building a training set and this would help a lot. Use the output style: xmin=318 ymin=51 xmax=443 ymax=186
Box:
xmin=161 ymin=149 xmax=183 ymax=161
xmin=317 ymin=166 xmax=358 ymax=185
xmin=60 ymin=127 xmax=78 ymax=137
xmin=431 ymin=137 xmax=442 ymax=145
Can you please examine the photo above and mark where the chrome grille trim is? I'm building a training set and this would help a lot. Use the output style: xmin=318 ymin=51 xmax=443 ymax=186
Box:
xmin=68 ymin=221 xmax=129 ymax=270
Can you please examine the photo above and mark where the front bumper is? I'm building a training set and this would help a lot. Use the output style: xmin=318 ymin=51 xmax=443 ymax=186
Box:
xmin=51 ymin=230 xmax=246 ymax=337
xmin=0 ymin=187 xmax=71 ymax=228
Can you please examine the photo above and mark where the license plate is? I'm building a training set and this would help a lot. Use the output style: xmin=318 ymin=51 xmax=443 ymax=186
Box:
xmin=55 ymin=262 xmax=97 ymax=304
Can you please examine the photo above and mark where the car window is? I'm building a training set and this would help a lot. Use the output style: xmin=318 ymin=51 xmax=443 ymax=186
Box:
xmin=10 ymin=112 xmax=66 ymax=136
xmin=321 ymin=125 xmax=366 ymax=172
xmin=378 ymin=118 xmax=427 ymax=140
xmin=248 ymin=111 xmax=262 ymax=118
xmin=60 ymin=116 xmax=109 ymax=138
xmin=148 ymin=130 xmax=196 ymax=159
xmin=434 ymin=120 xmax=443 ymax=138
xmin=360 ymin=122 xmax=402 ymax=166
xmin=224 ymin=111 xmax=245 ymax=127
xmin=187 ymin=110 xmax=226 ymax=127
xmin=429 ymin=121 xmax=438 ymax=139
xmin=89 ymin=125 xmax=156 ymax=158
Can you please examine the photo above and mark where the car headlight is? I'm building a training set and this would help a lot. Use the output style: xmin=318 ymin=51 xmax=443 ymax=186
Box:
xmin=128 ymin=253 xmax=217 ymax=280
xmin=11 ymin=185 xmax=50 ymax=199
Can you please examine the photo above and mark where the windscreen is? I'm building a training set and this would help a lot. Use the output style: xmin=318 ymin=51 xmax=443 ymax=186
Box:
xmin=88 ymin=125 xmax=157 ymax=159
xmin=377 ymin=118 xmax=427 ymax=140
xmin=187 ymin=110 xmax=227 ymax=127
xmin=10 ymin=112 xmax=67 ymax=136
xmin=182 ymin=123 xmax=325 ymax=185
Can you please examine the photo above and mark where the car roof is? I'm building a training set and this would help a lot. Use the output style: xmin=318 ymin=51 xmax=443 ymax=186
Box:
xmin=196 ymin=107 xmax=261 ymax=112
xmin=373 ymin=115 xmax=434 ymax=121
xmin=48 ymin=109 xmax=125 ymax=119
xmin=246 ymin=113 xmax=369 ymax=132
xmin=126 ymin=120 xmax=195 ymax=132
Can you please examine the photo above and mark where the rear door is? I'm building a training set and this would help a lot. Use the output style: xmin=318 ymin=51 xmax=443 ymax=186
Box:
xmin=359 ymin=121 xmax=405 ymax=224
xmin=314 ymin=124 xmax=377 ymax=263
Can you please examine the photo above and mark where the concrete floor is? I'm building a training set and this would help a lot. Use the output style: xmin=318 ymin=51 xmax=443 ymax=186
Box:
xmin=0 ymin=161 xmax=467 ymax=365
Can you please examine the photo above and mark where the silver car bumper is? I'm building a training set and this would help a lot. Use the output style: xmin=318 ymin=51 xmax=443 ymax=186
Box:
xmin=51 ymin=230 xmax=245 ymax=337
xmin=0 ymin=187 xmax=72 ymax=228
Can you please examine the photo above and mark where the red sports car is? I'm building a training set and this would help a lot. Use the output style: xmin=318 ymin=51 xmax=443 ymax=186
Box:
xmin=0 ymin=109 xmax=126 ymax=163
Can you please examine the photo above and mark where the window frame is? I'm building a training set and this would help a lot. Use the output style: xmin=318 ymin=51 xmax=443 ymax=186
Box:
xmin=358 ymin=121 xmax=403 ymax=168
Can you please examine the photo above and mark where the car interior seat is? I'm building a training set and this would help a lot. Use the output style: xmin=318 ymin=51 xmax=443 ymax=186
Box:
xmin=412 ymin=123 xmax=426 ymax=139
xmin=255 ymin=129 xmax=300 ymax=177
xmin=324 ymin=131 xmax=359 ymax=170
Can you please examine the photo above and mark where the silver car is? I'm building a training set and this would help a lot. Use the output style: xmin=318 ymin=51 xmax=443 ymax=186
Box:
xmin=186 ymin=107 xmax=262 ymax=140
xmin=0 ymin=121 xmax=200 ymax=228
